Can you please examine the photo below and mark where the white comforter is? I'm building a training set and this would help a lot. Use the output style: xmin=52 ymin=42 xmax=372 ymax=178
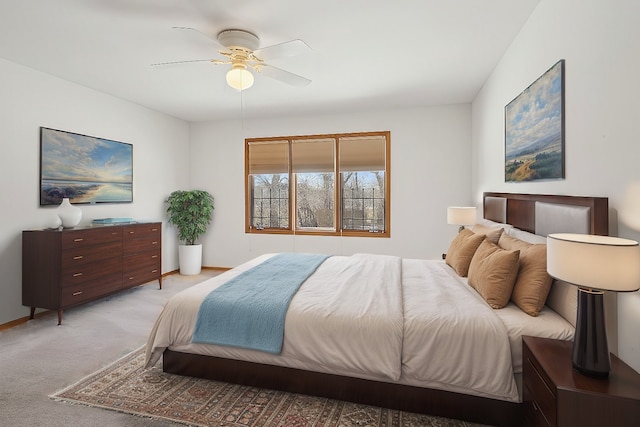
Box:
xmin=145 ymin=253 xmax=523 ymax=402
xmin=401 ymin=259 xmax=518 ymax=400
xmin=146 ymin=253 xmax=404 ymax=380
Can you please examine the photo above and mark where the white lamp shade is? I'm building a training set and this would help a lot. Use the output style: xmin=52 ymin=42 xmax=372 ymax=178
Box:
xmin=620 ymin=181 xmax=640 ymax=232
xmin=226 ymin=67 xmax=254 ymax=91
xmin=447 ymin=207 xmax=477 ymax=226
xmin=547 ymin=233 xmax=640 ymax=292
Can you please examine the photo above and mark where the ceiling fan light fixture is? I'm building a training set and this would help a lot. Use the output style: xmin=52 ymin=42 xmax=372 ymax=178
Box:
xmin=226 ymin=65 xmax=254 ymax=91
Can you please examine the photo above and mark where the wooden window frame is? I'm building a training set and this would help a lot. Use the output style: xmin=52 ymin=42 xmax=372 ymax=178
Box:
xmin=245 ymin=131 xmax=390 ymax=238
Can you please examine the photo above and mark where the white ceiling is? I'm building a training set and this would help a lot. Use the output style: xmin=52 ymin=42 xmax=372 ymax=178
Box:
xmin=0 ymin=0 xmax=539 ymax=122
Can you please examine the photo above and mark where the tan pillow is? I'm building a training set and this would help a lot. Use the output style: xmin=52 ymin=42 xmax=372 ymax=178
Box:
xmin=498 ymin=233 xmax=553 ymax=316
xmin=472 ymin=223 xmax=504 ymax=244
xmin=445 ymin=228 xmax=486 ymax=277
xmin=545 ymin=279 xmax=577 ymax=327
xmin=468 ymin=240 xmax=520 ymax=309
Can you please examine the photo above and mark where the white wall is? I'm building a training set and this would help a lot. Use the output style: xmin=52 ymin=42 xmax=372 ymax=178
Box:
xmin=188 ymin=105 xmax=472 ymax=268
xmin=0 ymin=58 xmax=190 ymax=325
xmin=471 ymin=0 xmax=640 ymax=370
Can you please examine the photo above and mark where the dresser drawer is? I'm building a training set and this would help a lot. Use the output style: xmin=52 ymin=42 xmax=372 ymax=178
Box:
xmin=62 ymin=227 xmax=122 ymax=249
xmin=62 ymin=241 xmax=122 ymax=268
xmin=61 ymin=256 xmax=122 ymax=287
xmin=61 ymin=280 xmax=122 ymax=306
xmin=124 ymin=236 xmax=160 ymax=255
xmin=123 ymin=223 xmax=160 ymax=239
xmin=524 ymin=384 xmax=552 ymax=427
xmin=124 ymin=251 xmax=160 ymax=270
xmin=124 ymin=264 xmax=161 ymax=287
xmin=524 ymin=348 xmax=556 ymax=427
xmin=130 ymin=223 xmax=160 ymax=233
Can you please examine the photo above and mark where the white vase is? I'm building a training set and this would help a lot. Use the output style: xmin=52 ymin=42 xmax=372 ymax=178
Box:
xmin=178 ymin=244 xmax=202 ymax=275
xmin=47 ymin=213 xmax=62 ymax=229
xmin=57 ymin=198 xmax=82 ymax=228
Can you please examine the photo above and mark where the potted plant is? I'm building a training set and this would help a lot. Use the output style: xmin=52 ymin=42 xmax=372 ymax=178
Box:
xmin=166 ymin=189 xmax=214 ymax=275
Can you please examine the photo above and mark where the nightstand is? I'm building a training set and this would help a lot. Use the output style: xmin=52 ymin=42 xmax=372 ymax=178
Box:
xmin=522 ymin=336 xmax=640 ymax=427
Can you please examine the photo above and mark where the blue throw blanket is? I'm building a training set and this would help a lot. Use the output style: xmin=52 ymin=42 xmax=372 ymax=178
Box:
xmin=191 ymin=253 xmax=330 ymax=354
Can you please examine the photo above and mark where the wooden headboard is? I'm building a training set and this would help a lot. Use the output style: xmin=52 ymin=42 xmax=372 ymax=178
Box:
xmin=483 ymin=192 xmax=612 ymax=334
xmin=483 ymin=192 xmax=609 ymax=236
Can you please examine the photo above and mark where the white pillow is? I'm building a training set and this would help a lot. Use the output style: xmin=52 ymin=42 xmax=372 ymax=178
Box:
xmin=545 ymin=280 xmax=577 ymax=327
xmin=506 ymin=227 xmax=547 ymax=245
xmin=477 ymin=218 xmax=513 ymax=230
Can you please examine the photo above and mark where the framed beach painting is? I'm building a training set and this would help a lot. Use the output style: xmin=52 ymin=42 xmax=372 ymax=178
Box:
xmin=505 ymin=60 xmax=565 ymax=182
xmin=40 ymin=127 xmax=133 ymax=205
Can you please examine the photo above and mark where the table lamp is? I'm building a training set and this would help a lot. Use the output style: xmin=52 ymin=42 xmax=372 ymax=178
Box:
xmin=547 ymin=233 xmax=640 ymax=377
xmin=447 ymin=207 xmax=477 ymax=232
xmin=620 ymin=181 xmax=640 ymax=231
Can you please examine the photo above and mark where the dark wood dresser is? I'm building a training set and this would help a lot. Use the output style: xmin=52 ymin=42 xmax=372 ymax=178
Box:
xmin=523 ymin=335 xmax=640 ymax=427
xmin=22 ymin=222 xmax=161 ymax=324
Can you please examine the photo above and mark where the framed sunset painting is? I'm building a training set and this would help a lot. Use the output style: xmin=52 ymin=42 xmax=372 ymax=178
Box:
xmin=40 ymin=127 xmax=133 ymax=205
xmin=505 ymin=60 xmax=565 ymax=182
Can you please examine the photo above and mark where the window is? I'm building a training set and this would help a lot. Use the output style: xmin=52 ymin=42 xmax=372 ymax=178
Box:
xmin=246 ymin=140 xmax=289 ymax=230
xmin=339 ymin=135 xmax=387 ymax=233
xmin=245 ymin=131 xmax=390 ymax=237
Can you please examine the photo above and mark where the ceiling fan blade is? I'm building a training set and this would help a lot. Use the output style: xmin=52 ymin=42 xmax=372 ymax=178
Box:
xmin=254 ymin=39 xmax=311 ymax=61
xmin=171 ymin=26 xmax=219 ymax=44
xmin=150 ymin=59 xmax=227 ymax=67
xmin=257 ymin=64 xmax=311 ymax=87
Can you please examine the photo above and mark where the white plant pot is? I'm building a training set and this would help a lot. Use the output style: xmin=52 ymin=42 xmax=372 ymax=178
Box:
xmin=178 ymin=244 xmax=202 ymax=275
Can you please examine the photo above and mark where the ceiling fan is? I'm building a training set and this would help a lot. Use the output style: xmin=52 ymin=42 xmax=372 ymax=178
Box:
xmin=152 ymin=27 xmax=312 ymax=91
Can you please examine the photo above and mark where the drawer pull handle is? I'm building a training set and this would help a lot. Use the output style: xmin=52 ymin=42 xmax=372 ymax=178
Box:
xmin=129 ymin=231 xmax=135 ymax=234
xmin=151 ymin=228 xmax=158 ymax=231
xmin=151 ymin=255 xmax=158 ymax=259
xmin=532 ymin=400 xmax=539 ymax=411
xmin=73 ymin=256 xmax=83 ymax=260
xmin=128 ymin=276 xmax=134 ymax=280
xmin=73 ymin=272 xmax=83 ymax=277
xmin=72 ymin=291 xmax=82 ymax=296
xmin=152 ymin=241 xmax=158 ymax=245
xmin=73 ymin=238 xmax=84 ymax=242
xmin=152 ymin=269 xmax=158 ymax=273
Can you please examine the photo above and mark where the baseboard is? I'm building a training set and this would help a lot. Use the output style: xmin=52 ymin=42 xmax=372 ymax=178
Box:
xmin=202 ymin=266 xmax=232 ymax=272
xmin=0 ymin=311 xmax=53 ymax=332
xmin=162 ymin=269 xmax=179 ymax=276
xmin=165 ymin=266 xmax=232 ymax=275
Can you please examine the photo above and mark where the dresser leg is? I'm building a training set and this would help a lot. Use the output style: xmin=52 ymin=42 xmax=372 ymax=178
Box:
xmin=158 ymin=277 xmax=162 ymax=290
xmin=30 ymin=307 xmax=36 ymax=319
xmin=57 ymin=310 xmax=63 ymax=325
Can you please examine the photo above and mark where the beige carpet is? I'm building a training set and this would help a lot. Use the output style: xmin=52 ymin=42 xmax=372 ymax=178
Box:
xmin=51 ymin=347 xmax=488 ymax=427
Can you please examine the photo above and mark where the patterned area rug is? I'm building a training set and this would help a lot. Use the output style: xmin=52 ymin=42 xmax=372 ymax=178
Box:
xmin=51 ymin=348 xmax=488 ymax=427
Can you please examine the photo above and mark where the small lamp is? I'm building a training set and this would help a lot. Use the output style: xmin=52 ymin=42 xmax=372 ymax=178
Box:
xmin=447 ymin=206 xmax=477 ymax=232
xmin=620 ymin=181 xmax=640 ymax=231
xmin=547 ymin=233 xmax=640 ymax=377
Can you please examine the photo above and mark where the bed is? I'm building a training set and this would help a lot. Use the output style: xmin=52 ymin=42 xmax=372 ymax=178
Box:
xmin=144 ymin=192 xmax=609 ymax=427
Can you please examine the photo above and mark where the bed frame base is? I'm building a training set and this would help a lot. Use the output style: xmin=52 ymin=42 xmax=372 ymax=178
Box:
xmin=163 ymin=349 xmax=522 ymax=427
